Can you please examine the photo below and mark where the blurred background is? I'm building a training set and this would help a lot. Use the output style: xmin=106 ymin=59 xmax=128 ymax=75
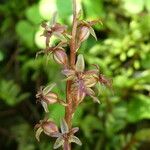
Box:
xmin=0 ymin=0 xmax=150 ymax=150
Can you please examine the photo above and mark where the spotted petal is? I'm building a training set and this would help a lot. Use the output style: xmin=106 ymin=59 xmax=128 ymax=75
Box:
xmin=53 ymin=136 xmax=64 ymax=149
xmin=69 ymin=135 xmax=82 ymax=146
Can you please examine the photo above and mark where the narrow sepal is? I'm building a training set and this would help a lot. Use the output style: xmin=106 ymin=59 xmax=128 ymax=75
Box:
xmin=53 ymin=136 xmax=64 ymax=149
xmin=76 ymin=54 xmax=85 ymax=72
xmin=69 ymin=135 xmax=82 ymax=146
xmin=50 ymin=12 xmax=57 ymax=26
xmin=43 ymin=83 xmax=56 ymax=95
xmin=35 ymin=50 xmax=45 ymax=58
xmin=35 ymin=127 xmax=43 ymax=142
xmin=41 ymin=101 xmax=49 ymax=112
xmin=90 ymin=95 xmax=100 ymax=104
xmin=70 ymin=127 xmax=79 ymax=134
xmin=60 ymin=119 xmax=69 ymax=134
xmin=89 ymin=26 xmax=97 ymax=40
xmin=86 ymin=87 xmax=95 ymax=96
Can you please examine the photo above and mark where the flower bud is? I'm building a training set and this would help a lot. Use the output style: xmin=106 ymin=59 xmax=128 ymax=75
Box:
xmin=53 ymin=49 xmax=68 ymax=65
xmin=75 ymin=54 xmax=85 ymax=72
xmin=45 ymin=92 xmax=58 ymax=104
xmin=78 ymin=26 xmax=90 ymax=43
xmin=42 ymin=121 xmax=59 ymax=136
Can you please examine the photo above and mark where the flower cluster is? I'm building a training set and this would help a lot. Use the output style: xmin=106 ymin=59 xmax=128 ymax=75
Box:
xmin=41 ymin=12 xmax=67 ymax=48
xmin=35 ymin=118 xmax=81 ymax=149
xmin=35 ymin=3 xmax=111 ymax=149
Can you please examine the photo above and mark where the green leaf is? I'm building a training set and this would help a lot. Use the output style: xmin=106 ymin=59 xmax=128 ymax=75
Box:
xmin=39 ymin=0 xmax=57 ymax=20
xmin=16 ymin=20 xmax=35 ymax=48
xmin=135 ymin=128 xmax=150 ymax=141
xmin=114 ymin=75 xmax=136 ymax=88
xmin=56 ymin=0 xmax=72 ymax=18
xmin=145 ymin=0 xmax=150 ymax=12
xmin=0 ymin=80 xmax=29 ymax=106
xmin=123 ymin=0 xmax=144 ymax=14
xmin=83 ymin=0 xmax=104 ymax=19
xmin=11 ymin=123 xmax=36 ymax=150
xmin=0 ymin=51 xmax=4 ymax=62
xmin=127 ymin=94 xmax=150 ymax=122
xmin=72 ymin=105 xmax=84 ymax=125
xmin=49 ymin=104 xmax=65 ymax=125
xmin=81 ymin=115 xmax=101 ymax=138
xmin=25 ymin=4 xmax=43 ymax=24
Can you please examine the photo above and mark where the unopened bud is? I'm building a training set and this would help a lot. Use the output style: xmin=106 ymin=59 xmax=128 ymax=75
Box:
xmin=53 ymin=49 xmax=68 ymax=65
xmin=42 ymin=121 xmax=59 ymax=136
xmin=78 ymin=26 xmax=90 ymax=43
xmin=45 ymin=92 xmax=58 ymax=104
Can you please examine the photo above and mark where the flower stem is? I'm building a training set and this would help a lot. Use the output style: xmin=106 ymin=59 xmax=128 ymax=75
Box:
xmin=65 ymin=0 xmax=77 ymax=149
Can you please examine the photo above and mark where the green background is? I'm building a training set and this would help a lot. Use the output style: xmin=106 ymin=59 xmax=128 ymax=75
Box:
xmin=0 ymin=0 xmax=150 ymax=149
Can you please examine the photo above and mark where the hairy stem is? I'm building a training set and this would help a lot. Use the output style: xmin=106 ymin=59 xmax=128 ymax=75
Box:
xmin=65 ymin=0 xmax=77 ymax=149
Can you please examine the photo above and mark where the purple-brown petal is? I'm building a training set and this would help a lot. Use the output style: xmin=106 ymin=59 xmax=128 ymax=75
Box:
xmin=53 ymin=49 xmax=68 ymax=65
xmin=61 ymin=68 xmax=75 ymax=77
xmin=78 ymin=26 xmax=90 ymax=43
xmin=42 ymin=121 xmax=59 ymax=136
xmin=52 ymin=23 xmax=67 ymax=33
xmin=72 ymin=81 xmax=86 ymax=103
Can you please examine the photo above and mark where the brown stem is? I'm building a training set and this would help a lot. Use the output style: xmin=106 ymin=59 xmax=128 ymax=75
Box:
xmin=70 ymin=0 xmax=77 ymax=67
xmin=65 ymin=0 xmax=77 ymax=150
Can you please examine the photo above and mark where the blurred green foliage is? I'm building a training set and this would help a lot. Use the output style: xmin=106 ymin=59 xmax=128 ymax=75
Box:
xmin=0 ymin=0 xmax=150 ymax=150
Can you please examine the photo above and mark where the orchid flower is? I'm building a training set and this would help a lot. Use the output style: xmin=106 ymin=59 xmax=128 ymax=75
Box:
xmin=53 ymin=119 xmax=82 ymax=149
xmin=41 ymin=12 xmax=67 ymax=48
xmin=62 ymin=54 xmax=100 ymax=104
xmin=36 ymin=83 xmax=67 ymax=112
